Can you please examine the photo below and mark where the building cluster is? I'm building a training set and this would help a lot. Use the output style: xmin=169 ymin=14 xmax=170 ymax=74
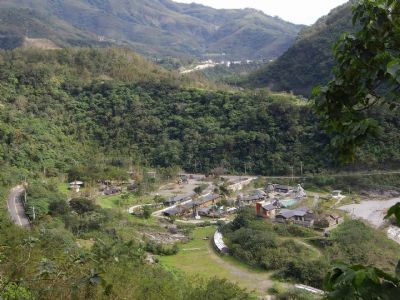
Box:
xmin=161 ymin=177 xmax=255 ymax=219
xmin=162 ymin=193 xmax=220 ymax=218
xmin=255 ymin=183 xmax=343 ymax=228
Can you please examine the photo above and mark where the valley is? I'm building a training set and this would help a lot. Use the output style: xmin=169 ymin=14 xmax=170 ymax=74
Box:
xmin=0 ymin=0 xmax=399 ymax=299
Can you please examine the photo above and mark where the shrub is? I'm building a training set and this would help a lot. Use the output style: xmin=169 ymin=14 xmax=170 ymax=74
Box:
xmin=48 ymin=200 xmax=70 ymax=216
xmin=70 ymin=198 xmax=97 ymax=215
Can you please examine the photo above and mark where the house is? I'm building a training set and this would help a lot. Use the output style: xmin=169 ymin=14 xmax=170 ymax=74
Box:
xmin=195 ymin=193 xmax=219 ymax=207
xmin=198 ymin=207 xmax=212 ymax=217
xmin=163 ymin=192 xmax=195 ymax=206
xmin=163 ymin=200 xmax=197 ymax=217
xmin=256 ymin=200 xmax=281 ymax=218
xmin=69 ymin=181 xmax=83 ymax=193
xmin=274 ymin=185 xmax=294 ymax=194
xmin=275 ymin=207 xmax=315 ymax=227
xmin=315 ymin=213 xmax=343 ymax=228
xmin=238 ymin=193 xmax=265 ymax=204
xmin=162 ymin=194 xmax=219 ymax=218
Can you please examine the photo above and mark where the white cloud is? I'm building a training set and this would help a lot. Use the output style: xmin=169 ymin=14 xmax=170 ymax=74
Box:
xmin=173 ymin=0 xmax=349 ymax=25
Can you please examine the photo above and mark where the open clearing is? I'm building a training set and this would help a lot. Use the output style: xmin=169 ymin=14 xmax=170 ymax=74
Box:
xmin=160 ymin=226 xmax=274 ymax=296
xmin=154 ymin=178 xmax=210 ymax=198
xmin=339 ymin=198 xmax=400 ymax=227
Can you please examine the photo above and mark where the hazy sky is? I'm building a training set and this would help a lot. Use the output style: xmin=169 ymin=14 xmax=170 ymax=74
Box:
xmin=174 ymin=0 xmax=349 ymax=25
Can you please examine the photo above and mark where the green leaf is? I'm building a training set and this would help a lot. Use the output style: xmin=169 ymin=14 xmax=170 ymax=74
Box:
xmin=385 ymin=202 xmax=400 ymax=225
xmin=353 ymin=270 xmax=367 ymax=287
xmin=387 ymin=60 xmax=400 ymax=83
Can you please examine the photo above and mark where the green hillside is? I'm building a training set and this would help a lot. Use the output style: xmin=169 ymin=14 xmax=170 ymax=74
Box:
xmin=247 ymin=1 xmax=354 ymax=97
xmin=0 ymin=0 xmax=302 ymax=60
xmin=0 ymin=48 xmax=399 ymax=178
xmin=0 ymin=44 xmax=399 ymax=299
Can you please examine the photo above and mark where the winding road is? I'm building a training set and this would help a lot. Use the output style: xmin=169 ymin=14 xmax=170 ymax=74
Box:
xmin=7 ymin=185 xmax=30 ymax=228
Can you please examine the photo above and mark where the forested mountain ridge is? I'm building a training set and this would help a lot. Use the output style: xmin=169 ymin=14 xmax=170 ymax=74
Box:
xmin=0 ymin=48 xmax=399 ymax=178
xmin=0 ymin=0 xmax=303 ymax=60
xmin=246 ymin=1 xmax=354 ymax=97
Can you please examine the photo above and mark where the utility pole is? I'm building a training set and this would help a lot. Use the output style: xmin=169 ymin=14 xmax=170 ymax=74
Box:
xmin=300 ymin=161 xmax=303 ymax=177
xmin=291 ymin=166 xmax=294 ymax=182
xmin=32 ymin=206 xmax=36 ymax=221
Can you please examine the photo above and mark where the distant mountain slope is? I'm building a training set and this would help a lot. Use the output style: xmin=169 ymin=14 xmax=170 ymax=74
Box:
xmin=0 ymin=7 xmax=114 ymax=50
xmin=0 ymin=0 xmax=303 ymax=60
xmin=247 ymin=1 xmax=354 ymax=97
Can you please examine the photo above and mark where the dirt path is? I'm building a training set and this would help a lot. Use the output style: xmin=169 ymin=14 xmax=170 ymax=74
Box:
xmin=293 ymin=239 xmax=322 ymax=258
xmin=206 ymin=244 xmax=274 ymax=294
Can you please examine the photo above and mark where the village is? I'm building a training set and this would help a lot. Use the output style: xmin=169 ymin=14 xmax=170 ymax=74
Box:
xmin=13 ymin=168 xmax=400 ymax=298
xmin=68 ymin=171 xmax=351 ymax=240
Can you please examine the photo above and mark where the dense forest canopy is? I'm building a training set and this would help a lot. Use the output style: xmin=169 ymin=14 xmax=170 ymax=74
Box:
xmin=0 ymin=48 xmax=399 ymax=177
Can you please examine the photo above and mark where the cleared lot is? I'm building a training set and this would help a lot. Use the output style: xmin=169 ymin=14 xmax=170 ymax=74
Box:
xmin=339 ymin=198 xmax=400 ymax=228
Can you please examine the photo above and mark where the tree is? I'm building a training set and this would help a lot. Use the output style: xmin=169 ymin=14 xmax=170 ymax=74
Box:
xmin=48 ymin=199 xmax=70 ymax=216
xmin=314 ymin=0 xmax=400 ymax=160
xmin=325 ymin=264 xmax=400 ymax=299
xmin=0 ymin=283 xmax=34 ymax=300
xmin=142 ymin=205 xmax=151 ymax=219
xmin=70 ymin=198 xmax=97 ymax=215
xmin=314 ymin=1 xmax=400 ymax=297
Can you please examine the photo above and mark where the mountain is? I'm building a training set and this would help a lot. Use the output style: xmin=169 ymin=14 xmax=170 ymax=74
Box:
xmin=246 ymin=1 xmax=354 ymax=97
xmin=0 ymin=0 xmax=303 ymax=60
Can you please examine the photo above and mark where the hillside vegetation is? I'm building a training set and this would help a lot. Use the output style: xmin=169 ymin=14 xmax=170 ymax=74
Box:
xmin=0 ymin=48 xmax=400 ymax=177
xmin=247 ymin=1 xmax=354 ymax=97
xmin=221 ymin=208 xmax=400 ymax=289
xmin=0 ymin=0 xmax=302 ymax=60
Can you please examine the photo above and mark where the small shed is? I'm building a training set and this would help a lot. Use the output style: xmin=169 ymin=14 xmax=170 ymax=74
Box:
xmin=69 ymin=181 xmax=83 ymax=193
xmin=332 ymin=190 xmax=344 ymax=199
xmin=316 ymin=213 xmax=343 ymax=227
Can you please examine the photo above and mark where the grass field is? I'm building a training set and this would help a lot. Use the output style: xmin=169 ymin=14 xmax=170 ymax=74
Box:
xmin=159 ymin=226 xmax=274 ymax=296
xmin=97 ymin=194 xmax=156 ymax=209
xmin=57 ymin=183 xmax=70 ymax=195
xmin=97 ymin=194 xmax=123 ymax=209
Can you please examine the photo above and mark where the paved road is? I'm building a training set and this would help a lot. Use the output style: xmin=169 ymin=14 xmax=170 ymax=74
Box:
xmin=7 ymin=185 xmax=30 ymax=228
xmin=262 ymin=170 xmax=400 ymax=179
